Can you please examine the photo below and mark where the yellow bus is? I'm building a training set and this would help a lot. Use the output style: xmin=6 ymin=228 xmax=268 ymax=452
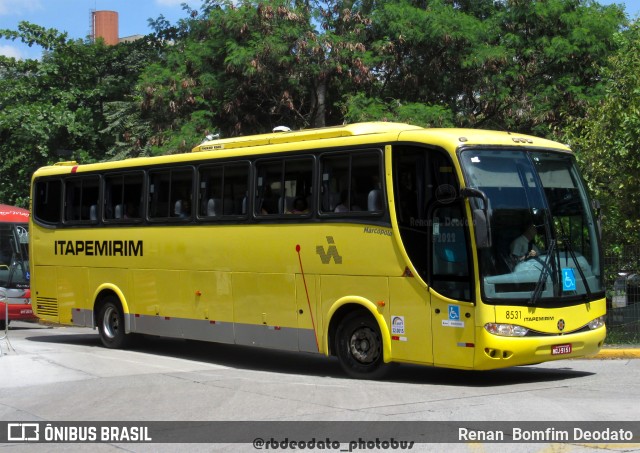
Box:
xmin=29 ymin=122 xmax=606 ymax=378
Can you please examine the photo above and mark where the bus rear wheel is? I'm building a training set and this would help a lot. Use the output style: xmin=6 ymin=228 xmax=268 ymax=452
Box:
xmin=97 ymin=297 xmax=130 ymax=349
xmin=335 ymin=311 xmax=388 ymax=379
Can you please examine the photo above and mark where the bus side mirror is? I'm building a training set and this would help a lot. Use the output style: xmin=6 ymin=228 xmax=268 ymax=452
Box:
xmin=460 ymin=187 xmax=492 ymax=249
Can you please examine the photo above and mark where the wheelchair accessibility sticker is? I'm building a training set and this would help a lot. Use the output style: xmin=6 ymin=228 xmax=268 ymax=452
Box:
xmin=562 ymin=268 xmax=577 ymax=291
xmin=442 ymin=304 xmax=464 ymax=328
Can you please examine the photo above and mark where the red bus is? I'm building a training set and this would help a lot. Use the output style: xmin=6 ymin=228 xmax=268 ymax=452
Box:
xmin=0 ymin=204 xmax=35 ymax=330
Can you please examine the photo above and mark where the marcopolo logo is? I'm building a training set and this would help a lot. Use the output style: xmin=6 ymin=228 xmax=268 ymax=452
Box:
xmin=316 ymin=236 xmax=342 ymax=264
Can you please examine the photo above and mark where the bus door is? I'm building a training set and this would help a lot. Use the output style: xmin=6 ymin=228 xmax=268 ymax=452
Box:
xmin=392 ymin=145 xmax=474 ymax=367
xmin=429 ymin=203 xmax=476 ymax=369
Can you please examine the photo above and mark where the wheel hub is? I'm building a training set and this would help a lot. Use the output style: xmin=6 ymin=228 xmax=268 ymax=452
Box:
xmin=349 ymin=327 xmax=380 ymax=364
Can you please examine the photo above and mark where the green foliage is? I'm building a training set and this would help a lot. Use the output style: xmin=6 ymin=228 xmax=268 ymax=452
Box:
xmin=367 ymin=0 xmax=503 ymax=120
xmin=0 ymin=0 xmax=632 ymax=220
xmin=0 ymin=23 xmax=161 ymax=205
xmin=564 ymin=21 xmax=640 ymax=257
xmin=489 ymin=0 xmax=624 ymax=137
xmin=135 ymin=0 xmax=376 ymax=150
xmin=342 ymin=93 xmax=454 ymax=127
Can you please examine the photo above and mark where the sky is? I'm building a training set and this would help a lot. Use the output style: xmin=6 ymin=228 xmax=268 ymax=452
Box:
xmin=0 ymin=0 xmax=202 ymax=59
xmin=1 ymin=0 xmax=640 ymax=60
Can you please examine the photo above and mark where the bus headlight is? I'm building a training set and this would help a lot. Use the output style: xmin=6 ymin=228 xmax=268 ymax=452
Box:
xmin=484 ymin=323 xmax=529 ymax=337
xmin=588 ymin=316 xmax=605 ymax=330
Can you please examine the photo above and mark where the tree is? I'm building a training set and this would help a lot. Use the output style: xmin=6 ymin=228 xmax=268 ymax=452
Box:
xmin=564 ymin=20 xmax=640 ymax=258
xmin=342 ymin=0 xmax=501 ymax=127
xmin=0 ymin=23 xmax=160 ymax=205
xmin=477 ymin=0 xmax=623 ymax=136
xmin=135 ymin=0 xmax=375 ymax=152
xmin=359 ymin=0 xmax=623 ymax=136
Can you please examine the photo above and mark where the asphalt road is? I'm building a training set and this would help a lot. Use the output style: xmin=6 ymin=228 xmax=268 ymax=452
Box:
xmin=1 ymin=321 xmax=639 ymax=453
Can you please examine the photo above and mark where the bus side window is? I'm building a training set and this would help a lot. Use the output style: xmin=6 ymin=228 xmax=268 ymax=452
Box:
xmin=34 ymin=179 xmax=63 ymax=224
xmin=255 ymin=158 xmax=312 ymax=217
xmin=199 ymin=165 xmax=223 ymax=217
xmin=104 ymin=172 xmax=144 ymax=222
xmin=198 ymin=162 xmax=249 ymax=219
xmin=63 ymin=176 xmax=99 ymax=223
xmin=148 ymin=167 xmax=193 ymax=220
xmin=283 ymin=158 xmax=312 ymax=214
xmin=255 ymin=161 xmax=281 ymax=215
xmin=319 ymin=150 xmax=383 ymax=215
xmin=225 ymin=163 xmax=250 ymax=216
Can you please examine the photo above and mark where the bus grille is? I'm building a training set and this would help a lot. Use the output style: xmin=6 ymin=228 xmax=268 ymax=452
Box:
xmin=36 ymin=297 xmax=58 ymax=317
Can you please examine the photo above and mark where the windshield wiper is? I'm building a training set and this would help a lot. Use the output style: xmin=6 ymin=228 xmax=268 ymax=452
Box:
xmin=529 ymin=239 xmax=556 ymax=306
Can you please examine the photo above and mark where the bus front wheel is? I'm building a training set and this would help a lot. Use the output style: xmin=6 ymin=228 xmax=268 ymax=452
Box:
xmin=335 ymin=311 xmax=388 ymax=379
xmin=97 ymin=297 xmax=130 ymax=349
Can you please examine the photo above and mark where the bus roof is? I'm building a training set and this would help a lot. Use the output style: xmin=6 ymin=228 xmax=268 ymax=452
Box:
xmin=32 ymin=122 xmax=571 ymax=177
xmin=192 ymin=122 xmax=570 ymax=153
xmin=0 ymin=204 xmax=29 ymax=223
xmin=191 ymin=122 xmax=424 ymax=152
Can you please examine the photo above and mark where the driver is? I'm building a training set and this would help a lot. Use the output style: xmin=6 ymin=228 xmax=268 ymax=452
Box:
xmin=510 ymin=223 xmax=539 ymax=262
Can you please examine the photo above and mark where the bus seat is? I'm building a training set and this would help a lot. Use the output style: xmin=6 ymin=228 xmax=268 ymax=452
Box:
xmin=114 ymin=204 xmax=123 ymax=219
xmin=89 ymin=204 xmax=97 ymax=221
xmin=174 ymin=200 xmax=183 ymax=216
xmin=329 ymin=192 xmax=343 ymax=211
xmin=207 ymin=198 xmax=220 ymax=216
xmin=367 ymin=189 xmax=383 ymax=211
xmin=279 ymin=196 xmax=294 ymax=213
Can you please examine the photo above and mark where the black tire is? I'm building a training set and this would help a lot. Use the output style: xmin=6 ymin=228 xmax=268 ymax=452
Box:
xmin=97 ymin=297 xmax=130 ymax=349
xmin=335 ymin=311 xmax=389 ymax=379
xmin=0 ymin=319 xmax=6 ymax=331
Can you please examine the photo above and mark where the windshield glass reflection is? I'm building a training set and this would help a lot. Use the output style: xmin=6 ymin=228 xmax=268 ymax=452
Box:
xmin=461 ymin=149 xmax=603 ymax=306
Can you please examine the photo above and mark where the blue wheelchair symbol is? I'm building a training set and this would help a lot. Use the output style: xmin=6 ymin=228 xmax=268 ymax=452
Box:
xmin=448 ymin=305 xmax=460 ymax=320
xmin=562 ymin=268 xmax=576 ymax=291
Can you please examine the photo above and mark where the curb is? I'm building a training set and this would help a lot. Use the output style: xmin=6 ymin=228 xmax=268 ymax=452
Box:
xmin=588 ymin=348 xmax=640 ymax=359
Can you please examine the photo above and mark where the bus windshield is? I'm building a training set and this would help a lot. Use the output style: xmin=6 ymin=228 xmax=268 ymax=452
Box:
xmin=0 ymin=222 xmax=30 ymax=290
xmin=460 ymin=149 xmax=603 ymax=306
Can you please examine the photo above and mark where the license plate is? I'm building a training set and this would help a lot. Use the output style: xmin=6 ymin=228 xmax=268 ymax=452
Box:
xmin=551 ymin=344 xmax=572 ymax=355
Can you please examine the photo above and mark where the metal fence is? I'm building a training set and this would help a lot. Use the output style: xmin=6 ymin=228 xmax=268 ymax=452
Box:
xmin=604 ymin=247 xmax=640 ymax=341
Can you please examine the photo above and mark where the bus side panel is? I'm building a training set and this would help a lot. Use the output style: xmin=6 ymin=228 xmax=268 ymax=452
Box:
xmin=56 ymin=266 xmax=90 ymax=325
xmin=320 ymin=274 xmax=389 ymax=350
xmin=295 ymin=273 xmax=320 ymax=353
xmin=187 ymin=271 xmax=234 ymax=320
xmin=387 ymin=277 xmax=433 ymax=365
xmin=233 ymin=272 xmax=299 ymax=350
xmin=131 ymin=269 xmax=182 ymax=337
xmin=182 ymin=270 xmax=235 ymax=343
xmin=32 ymin=265 xmax=60 ymax=323
xmin=128 ymin=269 xmax=236 ymax=343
